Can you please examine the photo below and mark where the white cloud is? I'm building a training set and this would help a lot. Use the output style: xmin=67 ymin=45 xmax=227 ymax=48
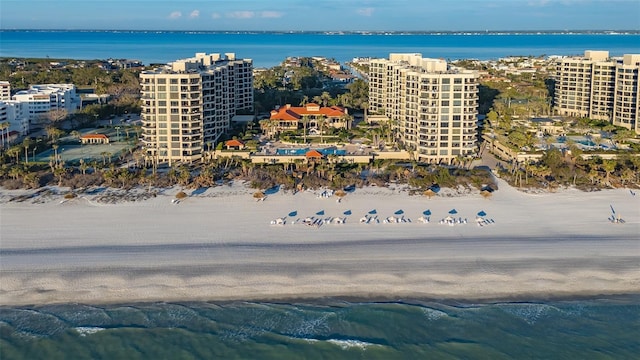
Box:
xmin=169 ymin=11 xmax=182 ymax=19
xmin=211 ymin=12 xmax=221 ymax=19
xmin=190 ymin=10 xmax=200 ymax=19
xmin=260 ymin=11 xmax=284 ymax=18
xmin=356 ymin=7 xmax=375 ymax=16
xmin=227 ymin=11 xmax=255 ymax=19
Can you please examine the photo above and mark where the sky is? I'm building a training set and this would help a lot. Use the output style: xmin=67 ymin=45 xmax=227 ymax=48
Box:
xmin=1 ymin=0 xmax=639 ymax=31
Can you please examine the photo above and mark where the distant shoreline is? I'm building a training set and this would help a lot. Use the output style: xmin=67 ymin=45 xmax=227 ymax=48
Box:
xmin=2 ymin=29 xmax=639 ymax=35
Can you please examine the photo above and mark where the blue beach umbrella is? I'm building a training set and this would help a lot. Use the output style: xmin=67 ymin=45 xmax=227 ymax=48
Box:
xmin=316 ymin=210 xmax=325 ymax=216
xmin=423 ymin=210 xmax=431 ymax=216
xmin=343 ymin=210 xmax=352 ymax=216
xmin=448 ymin=209 xmax=458 ymax=215
xmin=477 ymin=210 xmax=487 ymax=217
xmin=368 ymin=209 xmax=377 ymax=215
xmin=394 ymin=209 xmax=404 ymax=215
xmin=288 ymin=211 xmax=298 ymax=217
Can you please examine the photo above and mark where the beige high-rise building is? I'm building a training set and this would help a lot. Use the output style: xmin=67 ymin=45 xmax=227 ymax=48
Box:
xmin=0 ymin=81 xmax=10 ymax=101
xmin=613 ymin=54 xmax=640 ymax=133
xmin=555 ymin=50 xmax=640 ymax=133
xmin=369 ymin=53 xmax=479 ymax=164
xmin=140 ymin=53 xmax=253 ymax=164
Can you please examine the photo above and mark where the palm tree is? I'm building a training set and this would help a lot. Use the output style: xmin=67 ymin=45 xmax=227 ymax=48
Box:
xmin=53 ymin=166 xmax=66 ymax=186
xmin=79 ymin=158 xmax=89 ymax=175
xmin=52 ymin=144 xmax=59 ymax=165
xmin=601 ymin=160 xmax=616 ymax=185
xmin=8 ymin=165 xmax=25 ymax=180
xmin=22 ymin=138 xmax=31 ymax=165
xmin=300 ymin=115 xmax=310 ymax=144
xmin=23 ymin=172 xmax=40 ymax=189
xmin=0 ymin=121 xmax=10 ymax=148
xmin=320 ymin=91 xmax=332 ymax=107
xmin=299 ymin=95 xmax=309 ymax=107
xmin=7 ymin=146 xmax=21 ymax=164
xmin=100 ymin=151 xmax=109 ymax=166
xmin=319 ymin=117 xmax=329 ymax=144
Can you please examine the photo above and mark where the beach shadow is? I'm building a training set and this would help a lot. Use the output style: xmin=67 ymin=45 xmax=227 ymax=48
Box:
xmin=191 ymin=187 xmax=208 ymax=196
xmin=85 ymin=187 xmax=106 ymax=195
xmin=264 ymin=185 xmax=281 ymax=195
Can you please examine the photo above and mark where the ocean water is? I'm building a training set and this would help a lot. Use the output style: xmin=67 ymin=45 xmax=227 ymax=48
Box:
xmin=1 ymin=299 xmax=638 ymax=359
xmin=1 ymin=31 xmax=639 ymax=67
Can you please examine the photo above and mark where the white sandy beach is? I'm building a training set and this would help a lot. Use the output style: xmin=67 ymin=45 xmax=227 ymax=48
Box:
xmin=1 ymin=179 xmax=639 ymax=306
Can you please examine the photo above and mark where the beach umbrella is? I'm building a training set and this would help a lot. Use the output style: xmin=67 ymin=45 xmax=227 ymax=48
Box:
xmin=316 ymin=210 xmax=325 ymax=216
xmin=368 ymin=209 xmax=377 ymax=215
xmin=394 ymin=209 xmax=404 ymax=215
xmin=288 ymin=211 xmax=298 ymax=217
xmin=477 ymin=210 xmax=487 ymax=217
xmin=448 ymin=209 xmax=458 ymax=215
xmin=343 ymin=210 xmax=352 ymax=216
xmin=423 ymin=210 xmax=431 ymax=216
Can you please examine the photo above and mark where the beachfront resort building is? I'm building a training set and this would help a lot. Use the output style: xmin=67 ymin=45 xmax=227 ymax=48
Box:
xmin=140 ymin=52 xmax=253 ymax=164
xmin=369 ymin=53 xmax=479 ymax=164
xmin=264 ymin=103 xmax=350 ymax=137
xmin=9 ymin=84 xmax=81 ymax=127
xmin=554 ymin=50 xmax=640 ymax=134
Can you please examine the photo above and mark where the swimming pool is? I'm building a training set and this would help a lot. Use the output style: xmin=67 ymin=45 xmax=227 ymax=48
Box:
xmin=275 ymin=148 xmax=347 ymax=156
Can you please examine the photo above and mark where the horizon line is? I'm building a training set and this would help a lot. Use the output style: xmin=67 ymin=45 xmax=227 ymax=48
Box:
xmin=2 ymin=28 xmax=639 ymax=33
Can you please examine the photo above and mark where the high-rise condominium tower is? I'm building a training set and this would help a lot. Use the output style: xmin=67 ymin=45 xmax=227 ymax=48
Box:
xmin=555 ymin=50 xmax=640 ymax=133
xmin=369 ymin=53 xmax=479 ymax=164
xmin=140 ymin=53 xmax=253 ymax=164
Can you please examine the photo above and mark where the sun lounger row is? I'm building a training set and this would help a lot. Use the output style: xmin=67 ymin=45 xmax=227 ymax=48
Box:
xmin=475 ymin=216 xmax=495 ymax=226
xmin=439 ymin=216 xmax=468 ymax=226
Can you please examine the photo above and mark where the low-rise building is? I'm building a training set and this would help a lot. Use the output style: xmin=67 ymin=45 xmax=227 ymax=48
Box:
xmin=80 ymin=133 xmax=110 ymax=144
xmin=264 ymin=103 xmax=350 ymax=137
xmin=11 ymin=84 xmax=81 ymax=126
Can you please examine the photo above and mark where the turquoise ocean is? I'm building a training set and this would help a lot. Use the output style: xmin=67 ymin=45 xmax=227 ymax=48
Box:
xmin=1 ymin=298 xmax=639 ymax=359
xmin=1 ymin=31 xmax=640 ymax=359
xmin=1 ymin=31 xmax=639 ymax=67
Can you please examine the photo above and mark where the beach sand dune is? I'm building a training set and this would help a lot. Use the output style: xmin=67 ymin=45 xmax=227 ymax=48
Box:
xmin=1 ymin=180 xmax=639 ymax=305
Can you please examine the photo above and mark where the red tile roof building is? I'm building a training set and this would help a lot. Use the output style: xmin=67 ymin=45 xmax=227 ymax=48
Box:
xmin=264 ymin=103 xmax=350 ymax=136
xmin=80 ymin=133 xmax=110 ymax=144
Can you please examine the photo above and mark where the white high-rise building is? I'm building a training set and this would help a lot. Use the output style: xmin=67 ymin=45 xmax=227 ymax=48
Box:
xmin=369 ymin=53 xmax=479 ymax=164
xmin=11 ymin=83 xmax=80 ymax=125
xmin=140 ymin=52 xmax=254 ymax=164
xmin=555 ymin=50 xmax=640 ymax=133
xmin=0 ymin=100 xmax=29 ymax=140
